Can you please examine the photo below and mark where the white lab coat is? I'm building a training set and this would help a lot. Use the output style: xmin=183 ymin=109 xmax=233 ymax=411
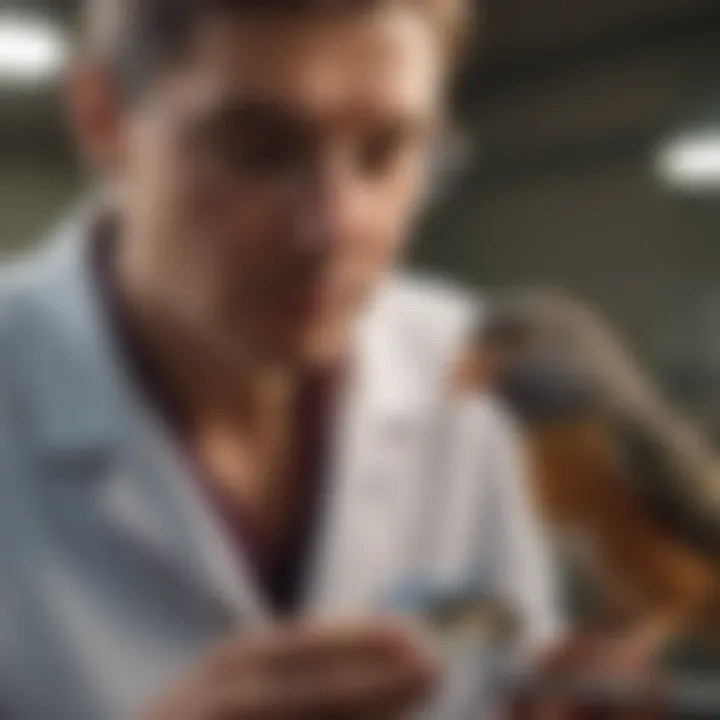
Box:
xmin=0 ymin=208 xmax=560 ymax=719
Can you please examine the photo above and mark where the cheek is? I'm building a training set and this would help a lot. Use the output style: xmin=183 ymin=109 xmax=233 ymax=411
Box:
xmin=359 ymin=216 xmax=406 ymax=268
xmin=124 ymin=122 xmax=202 ymax=255
xmin=191 ymin=201 xmax=290 ymax=284
xmin=157 ymin=166 xmax=283 ymax=280
xmin=356 ymin=164 xmax=423 ymax=265
xmin=336 ymin=209 xmax=408 ymax=315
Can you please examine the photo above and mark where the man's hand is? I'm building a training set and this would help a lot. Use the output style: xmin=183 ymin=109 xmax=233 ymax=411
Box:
xmin=143 ymin=619 xmax=438 ymax=719
xmin=509 ymin=635 xmax=663 ymax=720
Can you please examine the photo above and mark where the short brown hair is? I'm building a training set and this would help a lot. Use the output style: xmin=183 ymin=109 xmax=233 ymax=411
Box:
xmin=82 ymin=0 xmax=474 ymax=98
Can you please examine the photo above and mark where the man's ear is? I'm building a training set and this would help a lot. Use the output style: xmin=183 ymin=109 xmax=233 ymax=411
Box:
xmin=65 ymin=57 xmax=125 ymax=174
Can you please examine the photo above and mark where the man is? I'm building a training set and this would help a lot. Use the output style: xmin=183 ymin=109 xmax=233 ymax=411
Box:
xmin=0 ymin=1 xmax=564 ymax=718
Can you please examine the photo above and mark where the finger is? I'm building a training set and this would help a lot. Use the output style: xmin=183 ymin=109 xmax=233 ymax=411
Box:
xmin=207 ymin=619 xmax=435 ymax=678
xmin=535 ymin=635 xmax=596 ymax=675
xmin=610 ymin=686 xmax=665 ymax=720
xmin=507 ymin=693 xmax=537 ymax=720
xmin=313 ymin=673 xmax=429 ymax=717
xmin=283 ymin=648 xmax=436 ymax=712
xmin=541 ymin=699 xmax=577 ymax=720
xmin=206 ymin=657 xmax=436 ymax=719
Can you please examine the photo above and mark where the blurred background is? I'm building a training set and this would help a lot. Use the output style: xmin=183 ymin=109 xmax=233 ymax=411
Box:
xmin=5 ymin=0 xmax=720 ymax=439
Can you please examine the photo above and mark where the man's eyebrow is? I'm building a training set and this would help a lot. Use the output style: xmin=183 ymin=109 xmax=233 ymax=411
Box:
xmin=194 ymin=93 xmax=435 ymax=133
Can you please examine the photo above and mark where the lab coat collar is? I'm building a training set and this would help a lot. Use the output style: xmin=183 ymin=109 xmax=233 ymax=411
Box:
xmin=20 ymin=201 xmax=129 ymax=458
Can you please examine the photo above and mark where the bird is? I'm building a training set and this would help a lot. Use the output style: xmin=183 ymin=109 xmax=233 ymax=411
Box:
xmin=451 ymin=288 xmax=720 ymax=658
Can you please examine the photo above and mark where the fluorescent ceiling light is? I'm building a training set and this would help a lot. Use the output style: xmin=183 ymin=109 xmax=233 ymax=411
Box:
xmin=656 ymin=132 xmax=720 ymax=191
xmin=0 ymin=14 xmax=69 ymax=85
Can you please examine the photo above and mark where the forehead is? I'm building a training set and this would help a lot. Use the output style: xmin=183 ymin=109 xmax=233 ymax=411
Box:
xmin=164 ymin=7 xmax=445 ymax=124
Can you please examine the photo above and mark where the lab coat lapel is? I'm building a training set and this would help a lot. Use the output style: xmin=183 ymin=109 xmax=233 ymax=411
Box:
xmin=27 ymin=210 xmax=270 ymax=628
xmin=306 ymin=285 xmax=437 ymax=614
xmin=123 ymin=405 xmax=272 ymax=625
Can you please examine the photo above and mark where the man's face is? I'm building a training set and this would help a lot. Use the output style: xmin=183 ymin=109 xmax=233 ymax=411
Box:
xmin=110 ymin=7 xmax=444 ymax=366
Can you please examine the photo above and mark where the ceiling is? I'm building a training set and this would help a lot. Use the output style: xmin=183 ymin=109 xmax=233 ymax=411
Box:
xmin=487 ymin=0 xmax=713 ymax=56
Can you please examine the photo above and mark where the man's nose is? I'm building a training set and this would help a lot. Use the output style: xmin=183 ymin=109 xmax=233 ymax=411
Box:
xmin=293 ymin=155 xmax=361 ymax=253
